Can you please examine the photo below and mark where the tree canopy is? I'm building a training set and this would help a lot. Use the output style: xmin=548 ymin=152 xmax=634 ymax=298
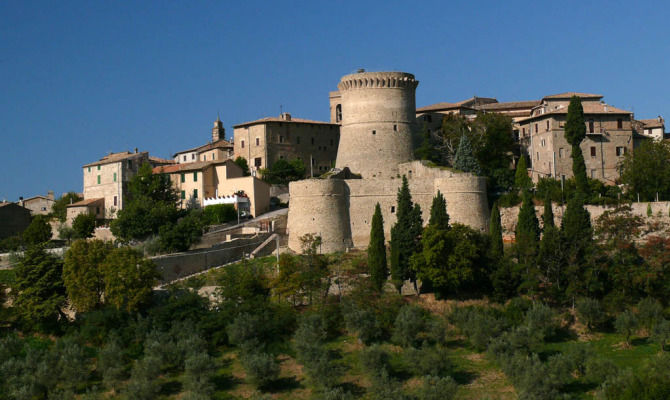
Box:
xmin=234 ymin=156 xmax=251 ymax=176
xmin=390 ymin=176 xmax=423 ymax=292
xmin=368 ymin=203 xmax=388 ymax=292
xmin=565 ymin=96 xmax=589 ymax=195
xmin=51 ymin=192 xmax=83 ymax=222
xmin=22 ymin=215 xmax=53 ymax=245
xmin=620 ymin=140 xmax=670 ymax=201
xmin=260 ymin=159 xmax=307 ymax=185
xmin=63 ymin=239 xmax=114 ymax=312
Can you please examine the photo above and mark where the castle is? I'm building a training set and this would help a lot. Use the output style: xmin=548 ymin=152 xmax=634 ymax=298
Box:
xmin=287 ymin=71 xmax=490 ymax=253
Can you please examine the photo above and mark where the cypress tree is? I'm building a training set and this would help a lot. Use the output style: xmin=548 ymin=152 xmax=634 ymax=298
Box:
xmin=542 ymin=193 xmax=555 ymax=230
xmin=390 ymin=176 xmax=422 ymax=293
xmin=429 ymin=191 xmax=449 ymax=229
xmin=453 ymin=134 xmax=481 ymax=175
xmin=368 ymin=203 xmax=387 ymax=292
xmin=560 ymin=194 xmax=593 ymax=303
xmin=565 ymin=96 xmax=589 ymax=196
xmin=489 ymin=202 xmax=504 ymax=260
xmin=515 ymin=191 xmax=540 ymax=267
xmin=514 ymin=155 xmax=532 ymax=193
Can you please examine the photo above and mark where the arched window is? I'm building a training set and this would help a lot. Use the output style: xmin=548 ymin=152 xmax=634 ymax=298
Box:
xmin=336 ymin=104 xmax=342 ymax=122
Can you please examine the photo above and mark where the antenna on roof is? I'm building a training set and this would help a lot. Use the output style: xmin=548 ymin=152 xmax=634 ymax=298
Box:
xmin=280 ymin=104 xmax=283 ymax=115
xmin=217 ymin=110 xmax=220 ymax=121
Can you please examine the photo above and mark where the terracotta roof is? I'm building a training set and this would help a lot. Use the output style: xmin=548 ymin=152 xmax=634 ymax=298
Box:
xmin=173 ymin=146 xmax=200 ymax=157
xmin=542 ymin=92 xmax=603 ymax=100
xmin=639 ymin=118 xmax=665 ymax=128
xmin=416 ymin=102 xmax=472 ymax=112
xmin=153 ymin=161 xmax=212 ymax=174
xmin=149 ymin=156 xmax=175 ymax=165
xmin=67 ymin=198 xmax=104 ymax=207
xmin=196 ymin=139 xmax=234 ymax=153
xmin=476 ymin=100 xmax=541 ymax=110
xmin=518 ymin=102 xmax=631 ymax=123
xmin=83 ymin=151 xmax=147 ymax=168
xmin=234 ymin=116 xmax=337 ymax=128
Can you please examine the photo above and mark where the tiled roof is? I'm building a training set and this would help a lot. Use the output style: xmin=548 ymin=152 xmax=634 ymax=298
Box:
xmin=417 ymin=96 xmax=498 ymax=113
xmin=149 ymin=156 xmax=175 ymax=165
xmin=67 ymin=198 xmax=104 ymax=207
xmin=416 ymin=102 xmax=471 ymax=112
xmin=476 ymin=100 xmax=541 ymax=110
xmin=518 ymin=102 xmax=631 ymax=122
xmin=196 ymin=139 xmax=234 ymax=153
xmin=153 ymin=161 xmax=212 ymax=174
xmin=542 ymin=92 xmax=603 ymax=100
xmin=639 ymin=118 xmax=665 ymax=128
xmin=234 ymin=116 xmax=337 ymax=128
xmin=83 ymin=151 xmax=147 ymax=168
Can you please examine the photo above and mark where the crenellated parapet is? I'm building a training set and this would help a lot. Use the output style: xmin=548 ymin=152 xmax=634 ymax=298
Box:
xmin=337 ymin=72 xmax=419 ymax=91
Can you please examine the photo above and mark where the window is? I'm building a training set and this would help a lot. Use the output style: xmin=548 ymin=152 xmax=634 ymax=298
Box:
xmin=536 ymin=152 xmax=539 ymax=160
xmin=191 ymin=154 xmax=195 ymax=160
xmin=541 ymin=139 xmax=546 ymax=147
xmin=279 ymin=155 xmax=284 ymax=159
xmin=87 ymin=167 xmax=91 ymax=172
xmin=97 ymin=175 xmax=100 ymax=184
xmin=391 ymin=206 xmax=395 ymax=213
xmin=559 ymin=148 xmax=564 ymax=158
xmin=335 ymin=104 xmax=342 ymax=122
xmin=522 ymin=127 xmax=526 ymax=136
xmin=181 ymin=190 xmax=185 ymax=200
xmin=203 ymin=155 xmax=207 ymax=161
xmin=372 ymin=130 xmax=376 ymax=135
xmin=535 ymin=123 xmax=538 ymax=133
xmin=256 ymin=137 xmax=260 ymax=146
xmin=213 ymin=153 xmax=216 ymax=160
xmin=113 ymin=172 xmax=116 ymax=182
xmin=97 ymin=165 xmax=100 ymax=170
xmin=128 ymin=160 xmax=132 ymax=168
xmin=312 ymin=158 xmax=316 ymax=165
xmin=181 ymin=173 xmax=185 ymax=183
xmin=590 ymin=146 xmax=596 ymax=157
xmin=254 ymin=157 xmax=262 ymax=167
xmin=183 ymin=155 xmax=187 ymax=161
xmin=113 ymin=196 xmax=117 ymax=206
xmin=393 ymin=124 xmax=397 ymax=131
xmin=297 ymin=136 xmax=301 ymax=144
xmin=279 ymin=136 xmax=284 ymax=143
xmin=546 ymin=120 xmax=550 ymax=130
xmin=96 ymin=207 xmax=100 ymax=214
xmin=426 ymin=115 xmax=432 ymax=123
xmin=241 ymin=140 xmax=245 ymax=148
xmin=616 ymin=146 xmax=626 ymax=156
xmin=590 ymin=169 xmax=596 ymax=179
xmin=193 ymin=189 xmax=198 ymax=199
xmin=617 ymin=118 xmax=623 ymax=129
xmin=193 ymin=172 xmax=198 ymax=182
xmin=588 ymin=120 xmax=595 ymax=133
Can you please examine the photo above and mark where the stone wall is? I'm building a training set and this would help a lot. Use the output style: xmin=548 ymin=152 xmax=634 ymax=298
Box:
xmin=500 ymin=201 xmax=670 ymax=241
xmin=151 ymin=233 xmax=271 ymax=282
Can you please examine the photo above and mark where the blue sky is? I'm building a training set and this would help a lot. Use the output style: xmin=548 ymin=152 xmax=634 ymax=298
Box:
xmin=1 ymin=0 xmax=669 ymax=201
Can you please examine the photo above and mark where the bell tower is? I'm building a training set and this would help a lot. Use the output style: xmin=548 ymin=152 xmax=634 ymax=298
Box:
xmin=212 ymin=115 xmax=225 ymax=142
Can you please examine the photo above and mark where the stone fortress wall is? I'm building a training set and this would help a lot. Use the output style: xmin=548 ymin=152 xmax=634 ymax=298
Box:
xmin=288 ymin=71 xmax=489 ymax=254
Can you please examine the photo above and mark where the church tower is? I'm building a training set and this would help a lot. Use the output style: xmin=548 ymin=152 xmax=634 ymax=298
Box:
xmin=212 ymin=115 xmax=225 ymax=142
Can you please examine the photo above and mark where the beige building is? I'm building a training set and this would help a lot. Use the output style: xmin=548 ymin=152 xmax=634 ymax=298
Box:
xmin=18 ymin=191 xmax=55 ymax=215
xmin=516 ymin=92 xmax=634 ymax=184
xmin=66 ymin=198 xmax=105 ymax=225
xmin=153 ymin=159 xmax=270 ymax=217
xmin=635 ymin=117 xmax=665 ymax=141
xmin=174 ymin=118 xmax=234 ymax=164
xmin=233 ymin=112 xmax=340 ymax=177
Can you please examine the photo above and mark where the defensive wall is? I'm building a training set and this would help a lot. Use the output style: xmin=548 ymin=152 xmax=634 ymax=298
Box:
xmin=151 ymin=232 xmax=271 ymax=282
xmin=500 ymin=201 xmax=670 ymax=242
xmin=287 ymin=161 xmax=489 ymax=253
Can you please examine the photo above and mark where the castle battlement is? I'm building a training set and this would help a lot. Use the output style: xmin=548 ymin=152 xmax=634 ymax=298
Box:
xmin=337 ymin=71 xmax=418 ymax=91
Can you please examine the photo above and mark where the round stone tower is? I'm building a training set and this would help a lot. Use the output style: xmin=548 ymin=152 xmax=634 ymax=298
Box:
xmin=287 ymin=179 xmax=353 ymax=253
xmin=435 ymin=174 xmax=489 ymax=232
xmin=335 ymin=71 xmax=418 ymax=178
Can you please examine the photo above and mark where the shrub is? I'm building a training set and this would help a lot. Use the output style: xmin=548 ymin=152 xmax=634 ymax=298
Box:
xmin=637 ymin=297 xmax=664 ymax=335
xmin=404 ymin=345 xmax=452 ymax=377
xmin=72 ymin=212 xmax=96 ymax=239
xmin=417 ymin=375 xmax=458 ymax=400
xmin=652 ymin=318 xmax=670 ymax=351
xmin=524 ymin=303 xmax=558 ymax=340
xmin=576 ymin=298 xmax=605 ymax=332
xmin=318 ymin=387 xmax=355 ymax=400
xmin=584 ymin=357 xmax=618 ymax=384
xmin=98 ymin=337 xmax=126 ymax=393
xmin=240 ymin=351 xmax=280 ymax=388
xmin=125 ymin=356 xmax=161 ymax=400
xmin=359 ymin=344 xmax=391 ymax=379
xmin=392 ymin=305 xmax=429 ymax=348
xmin=615 ymin=310 xmax=638 ymax=346
xmin=450 ymin=306 xmax=507 ymax=351
xmin=202 ymin=204 xmax=237 ymax=225
xmin=342 ymin=302 xmax=382 ymax=345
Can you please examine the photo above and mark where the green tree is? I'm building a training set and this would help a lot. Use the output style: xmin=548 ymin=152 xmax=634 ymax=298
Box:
xmin=234 ymin=156 xmax=251 ymax=176
xmin=561 ymin=195 xmax=593 ymax=302
xmin=72 ymin=212 xmax=96 ymax=239
xmin=453 ymin=134 xmax=481 ymax=175
xmin=158 ymin=210 xmax=205 ymax=252
xmin=368 ymin=203 xmax=388 ymax=292
xmin=415 ymin=123 xmax=439 ymax=163
xmin=489 ymin=202 xmax=504 ymax=260
xmin=471 ymin=112 xmax=516 ymax=175
xmin=98 ymin=337 xmax=126 ymax=394
xmin=12 ymin=245 xmax=66 ymax=330
xmin=101 ymin=247 xmax=158 ymax=312
xmin=514 ymin=155 xmax=532 ymax=193
xmin=183 ymin=351 xmax=217 ymax=396
xmin=615 ymin=310 xmax=638 ymax=346
xmin=390 ymin=176 xmax=422 ymax=292
xmin=652 ymin=319 xmax=670 ymax=351
xmin=565 ymin=96 xmax=589 ymax=195
xmin=536 ymin=221 xmax=564 ymax=303
xmin=51 ymin=192 xmax=83 ymax=222
xmin=440 ymin=113 xmax=470 ymax=164
xmin=576 ymin=298 xmax=604 ymax=332
xmin=111 ymin=162 xmax=180 ymax=241
xmin=260 ymin=158 xmax=307 ymax=184
xmin=516 ymin=192 xmax=540 ymax=266
xmin=620 ymin=140 xmax=670 ymax=201
xmin=63 ymin=239 xmax=113 ymax=312
xmin=429 ymin=191 xmax=449 ymax=229
xmin=22 ymin=215 xmax=52 ymax=245
xmin=542 ymin=193 xmax=555 ymax=229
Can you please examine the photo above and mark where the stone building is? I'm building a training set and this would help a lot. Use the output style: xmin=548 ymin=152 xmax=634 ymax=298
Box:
xmin=153 ymin=159 xmax=270 ymax=217
xmin=18 ymin=191 xmax=55 ymax=215
xmin=0 ymin=202 xmax=32 ymax=240
xmin=636 ymin=116 xmax=665 ymax=141
xmin=287 ymin=71 xmax=490 ymax=254
xmin=517 ymin=92 xmax=634 ymax=184
xmin=232 ymin=112 xmax=340 ymax=177
xmin=174 ymin=117 xmax=234 ymax=164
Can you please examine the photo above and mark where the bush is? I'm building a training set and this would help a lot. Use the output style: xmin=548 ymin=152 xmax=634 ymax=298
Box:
xmin=240 ymin=351 xmax=280 ymax=388
xmin=652 ymin=318 xmax=670 ymax=351
xmin=615 ymin=310 xmax=638 ymax=346
xmin=524 ymin=303 xmax=558 ymax=340
xmin=450 ymin=306 xmax=507 ymax=351
xmin=392 ymin=305 xmax=429 ymax=348
xmin=202 ymin=204 xmax=237 ymax=225
xmin=359 ymin=344 xmax=391 ymax=379
xmin=342 ymin=301 xmax=382 ymax=345
xmin=417 ymin=375 xmax=458 ymax=400
xmin=125 ymin=356 xmax=161 ymax=400
xmin=98 ymin=337 xmax=126 ymax=393
xmin=72 ymin=212 xmax=96 ymax=239
xmin=638 ymin=297 xmax=664 ymax=335
xmin=584 ymin=357 xmax=618 ymax=384
xmin=577 ymin=298 xmax=605 ymax=332
xmin=158 ymin=211 xmax=204 ymax=253
xmin=404 ymin=345 xmax=452 ymax=377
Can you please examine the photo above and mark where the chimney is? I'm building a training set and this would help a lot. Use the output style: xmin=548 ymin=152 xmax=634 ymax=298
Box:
xmin=19 ymin=196 xmax=24 ymax=207
xmin=280 ymin=112 xmax=291 ymax=121
xmin=135 ymin=147 xmax=138 ymax=153
xmin=47 ymin=190 xmax=54 ymax=201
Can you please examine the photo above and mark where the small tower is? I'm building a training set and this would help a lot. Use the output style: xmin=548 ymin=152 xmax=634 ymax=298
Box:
xmin=212 ymin=115 xmax=225 ymax=142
